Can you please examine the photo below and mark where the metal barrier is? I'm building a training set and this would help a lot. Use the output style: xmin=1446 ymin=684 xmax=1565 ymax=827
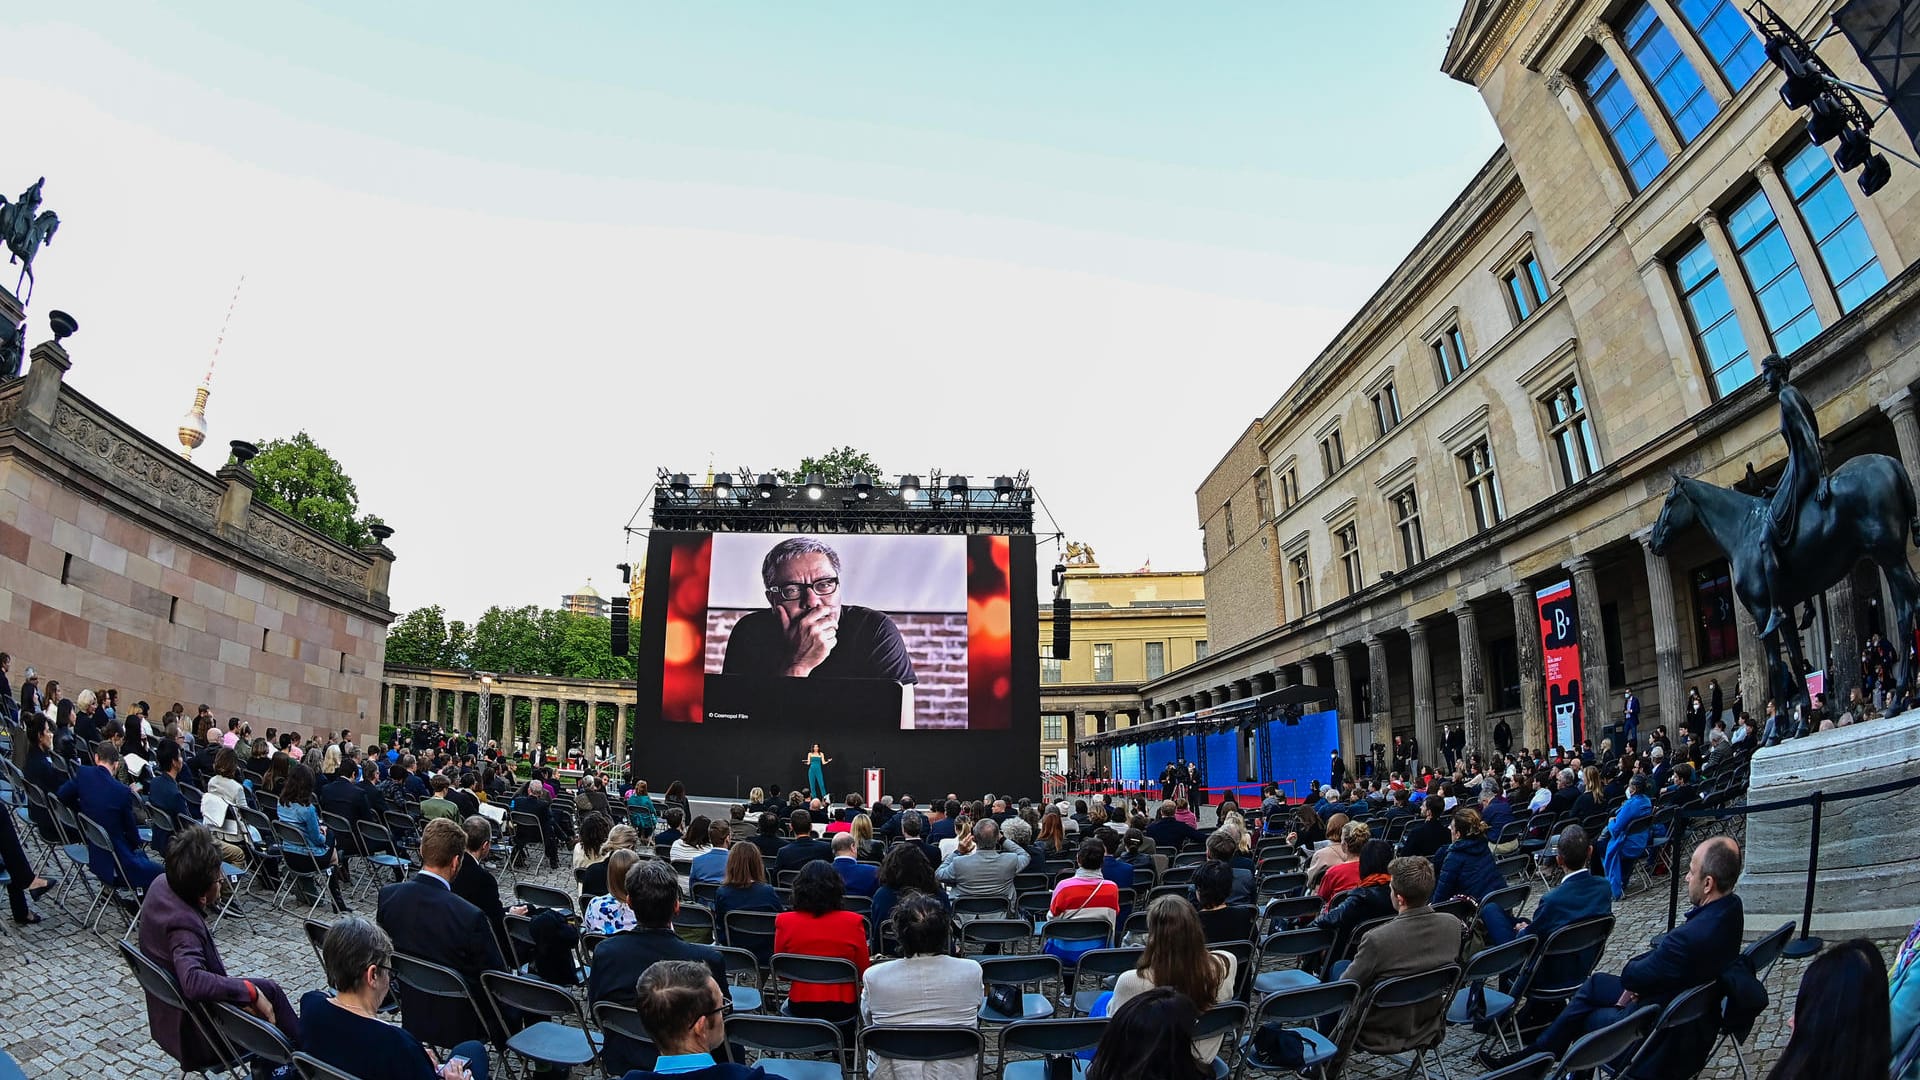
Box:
xmin=1664 ymin=767 xmax=1920 ymax=957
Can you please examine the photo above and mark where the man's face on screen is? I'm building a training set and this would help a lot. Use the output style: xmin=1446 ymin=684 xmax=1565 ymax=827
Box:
xmin=767 ymin=552 xmax=842 ymax=617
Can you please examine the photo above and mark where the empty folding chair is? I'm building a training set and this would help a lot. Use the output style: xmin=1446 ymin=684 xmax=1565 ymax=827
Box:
xmin=1445 ymin=935 xmax=1539 ymax=1055
xmin=1250 ymin=926 xmax=1333 ymax=996
xmin=1065 ymin=946 xmax=1145 ymax=1016
xmin=1195 ymin=999 xmax=1250 ymax=1079
xmin=724 ymin=1014 xmax=845 ymax=1080
xmin=979 ymin=955 xmax=1062 ymax=1024
xmin=1332 ymin=964 xmax=1461 ymax=1080
xmin=859 ymin=1025 xmax=983 ymax=1078
xmin=1716 ymin=921 xmax=1794 ymax=1079
xmin=1511 ymin=915 xmax=1615 ymax=1024
xmin=715 ymin=945 xmax=765 ymax=1012
xmin=480 ymin=970 xmax=604 ymax=1076
xmin=592 ymin=1000 xmax=657 ymax=1078
xmin=997 ymin=1016 xmax=1107 ymax=1080
xmin=1235 ymin=980 xmax=1357 ymax=1080
xmin=1613 ymin=982 xmax=1717 ymax=1079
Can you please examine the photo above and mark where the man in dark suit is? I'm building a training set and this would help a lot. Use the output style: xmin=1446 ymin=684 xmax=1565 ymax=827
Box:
xmin=1546 ymin=769 xmax=1580 ymax=817
xmin=1144 ymin=801 xmax=1204 ymax=850
xmin=588 ymin=859 xmax=727 ymax=1076
xmin=1482 ymin=836 xmax=1745 ymax=1071
xmin=628 ymin=960 xmax=762 ymax=1079
xmin=773 ymin=810 xmax=833 ymax=876
xmin=925 ymin=800 xmax=961 ymax=844
xmin=449 ymin=773 xmax=482 ymax=819
xmin=58 ymin=740 xmax=162 ymax=890
xmin=511 ymin=780 xmax=559 ymax=870
xmin=451 ymin=815 xmax=526 ymax=962
xmin=897 ymin=811 xmax=942 ymax=869
xmin=829 ymin=833 xmax=878 ymax=897
xmin=1498 ymin=826 xmax=1611 ymax=989
xmin=376 ymin=818 xmax=508 ymax=1050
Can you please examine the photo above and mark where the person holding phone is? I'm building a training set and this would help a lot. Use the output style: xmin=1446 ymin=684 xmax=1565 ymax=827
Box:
xmin=299 ymin=916 xmax=486 ymax=1079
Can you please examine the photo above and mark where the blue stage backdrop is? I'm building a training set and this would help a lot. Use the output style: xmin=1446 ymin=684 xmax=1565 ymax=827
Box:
xmin=1262 ymin=709 xmax=1338 ymax=800
xmin=1203 ymin=731 xmax=1239 ymax=796
xmin=1114 ymin=744 xmax=1142 ymax=786
xmin=1143 ymin=739 xmax=1177 ymax=791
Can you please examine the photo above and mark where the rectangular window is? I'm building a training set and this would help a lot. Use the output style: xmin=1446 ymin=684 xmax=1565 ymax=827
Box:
xmin=1279 ymin=468 xmax=1298 ymax=510
xmin=1602 ymin=602 xmax=1628 ymax=687
xmin=1391 ymin=486 xmax=1425 ymax=568
xmin=1504 ymin=253 xmax=1550 ymax=321
xmin=1291 ymin=550 xmax=1314 ymax=615
xmin=1622 ymin=1 xmax=1719 ymax=142
xmin=1461 ymin=439 xmax=1505 ymax=533
xmin=1783 ymin=142 xmax=1888 ymax=314
xmin=1489 ymin=637 xmax=1522 ymax=710
xmin=1674 ymin=235 xmax=1753 ymax=395
xmin=1042 ymin=714 xmax=1064 ymax=740
xmin=1320 ymin=430 xmax=1345 ymax=475
xmin=1372 ymin=382 xmax=1402 ymax=436
xmin=1195 ymin=640 xmax=1209 ymax=661
xmin=1433 ymin=324 xmax=1469 ymax=385
xmin=1337 ymin=523 xmax=1364 ymax=597
xmin=1727 ymin=187 xmax=1822 ymax=355
xmin=1224 ymin=501 xmax=1236 ymax=548
xmin=1145 ymin=641 xmax=1166 ymax=681
xmin=1546 ymin=380 xmax=1603 ymax=485
xmin=1676 ymin=0 xmax=1766 ymax=90
xmin=1093 ymin=643 xmax=1114 ymax=683
xmin=1581 ymin=50 xmax=1671 ymax=190
xmin=1691 ymin=560 xmax=1738 ymax=663
xmin=1041 ymin=644 xmax=1062 ymax=684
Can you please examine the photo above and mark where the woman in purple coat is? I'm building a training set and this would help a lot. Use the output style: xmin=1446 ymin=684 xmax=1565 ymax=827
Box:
xmin=136 ymin=823 xmax=299 ymax=1071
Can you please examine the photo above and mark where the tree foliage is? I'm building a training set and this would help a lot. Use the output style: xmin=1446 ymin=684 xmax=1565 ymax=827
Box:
xmin=385 ymin=605 xmax=450 ymax=668
xmin=780 ymin=446 xmax=885 ymax=485
xmin=249 ymin=431 xmax=384 ymax=547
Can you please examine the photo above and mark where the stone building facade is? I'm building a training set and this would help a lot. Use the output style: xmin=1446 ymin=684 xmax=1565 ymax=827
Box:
xmin=1037 ymin=560 xmax=1207 ymax=775
xmin=382 ymin=665 xmax=636 ymax=767
xmin=0 ymin=291 xmax=397 ymax=746
xmin=1141 ymin=0 xmax=1920 ymax=775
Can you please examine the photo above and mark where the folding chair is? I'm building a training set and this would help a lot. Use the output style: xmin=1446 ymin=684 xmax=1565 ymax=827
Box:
xmin=1459 ymin=1051 xmax=1555 ymax=1080
xmin=726 ymin=909 xmax=779 ymax=964
xmin=77 ymin=812 xmax=146 ymax=938
xmin=389 ymin=952 xmax=495 ymax=1053
xmin=1444 ymin=935 xmax=1539 ymax=1055
xmin=292 ymin=1053 xmax=364 ymax=1080
xmin=270 ymin=820 xmax=336 ymax=919
xmin=997 ymin=1016 xmax=1107 ymax=1080
xmin=1613 ymin=983 xmax=1716 ymax=1078
xmin=352 ymin=820 xmax=411 ymax=887
xmin=725 ymin=1014 xmax=846 ymax=1080
xmin=672 ymin=902 xmax=717 ymax=943
xmin=117 ymin=939 xmax=252 ymax=1079
xmin=1512 ymin=915 xmax=1615 ymax=1027
xmin=858 ymin=1025 xmax=982 ymax=1076
xmin=840 ymin=894 xmax=872 ymax=915
xmin=591 ymin=1000 xmax=656 ymax=1077
xmin=1333 ymin=964 xmax=1461 ymax=1080
xmin=480 ymin=970 xmax=603 ymax=1075
xmin=770 ymin=953 xmax=861 ymax=1030
xmin=1258 ymin=871 xmax=1309 ymax=899
xmin=953 ymin=894 xmax=1013 ymax=920
xmin=979 ymin=955 xmax=1061 ymax=1023
xmin=1716 ymin=921 xmax=1794 ymax=1079
xmin=715 ymin=944 xmax=765 ymax=1012
xmin=1260 ymin=895 xmax=1323 ymax=935
xmin=1551 ymin=1003 xmax=1658 ymax=1077
xmin=1065 ymin=946 xmax=1144 ymax=1015
xmin=1234 ymin=980 xmax=1357 ymax=1080
xmin=1251 ymin=926 xmax=1333 ymax=996
xmin=960 ymin=917 xmax=1035 ymax=956
xmin=47 ymin=801 xmax=99 ymax=923
xmin=1195 ymin=999 xmax=1250 ymax=1079
xmin=208 ymin=1002 xmax=296 ymax=1069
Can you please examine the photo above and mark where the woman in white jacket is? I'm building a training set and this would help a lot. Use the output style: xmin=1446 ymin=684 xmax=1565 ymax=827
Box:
xmin=861 ymin=892 xmax=984 ymax=1080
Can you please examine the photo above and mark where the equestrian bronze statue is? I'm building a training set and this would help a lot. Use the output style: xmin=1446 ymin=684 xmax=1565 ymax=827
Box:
xmin=1649 ymin=354 xmax=1920 ymax=711
xmin=0 ymin=177 xmax=60 ymax=303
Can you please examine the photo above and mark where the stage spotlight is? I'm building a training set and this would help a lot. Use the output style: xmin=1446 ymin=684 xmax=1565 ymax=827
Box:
xmin=852 ymin=473 xmax=873 ymax=500
xmin=993 ymin=475 xmax=1014 ymax=501
xmin=1834 ymin=128 xmax=1871 ymax=172
xmin=805 ymin=472 xmax=825 ymax=500
xmin=1776 ymin=53 xmax=1824 ymax=110
xmin=1807 ymin=95 xmax=1846 ymax=144
xmin=669 ymin=473 xmax=690 ymax=495
xmin=713 ymin=472 xmax=734 ymax=500
xmin=756 ymin=473 xmax=777 ymax=499
xmin=1860 ymin=153 xmax=1892 ymax=196
xmin=899 ymin=474 xmax=921 ymax=499
xmin=948 ymin=475 xmax=969 ymax=498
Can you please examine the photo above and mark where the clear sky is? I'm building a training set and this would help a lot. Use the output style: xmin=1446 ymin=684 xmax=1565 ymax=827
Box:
xmin=3 ymin=2 xmax=1499 ymax=622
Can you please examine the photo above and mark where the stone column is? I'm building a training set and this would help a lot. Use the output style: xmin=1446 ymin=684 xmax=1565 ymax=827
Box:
xmin=1636 ymin=529 xmax=1687 ymax=741
xmin=556 ymin=701 xmax=570 ymax=766
xmin=1590 ymin=19 xmax=1684 ymax=157
xmin=1408 ymin=622 xmax=1437 ymax=768
xmin=586 ymin=702 xmax=600 ymax=764
xmin=1275 ymin=665 xmax=1296 ymax=690
xmin=1546 ymin=69 xmax=1636 ymax=207
xmin=1453 ymin=604 xmax=1486 ymax=757
xmin=614 ymin=705 xmax=629 ymax=770
xmin=1365 ymin=635 xmax=1391 ymax=772
xmin=1331 ymin=647 xmax=1356 ymax=776
xmin=1882 ymin=390 xmax=1920 ymax=494
xmin=1735 ymin=601 xmax=1771 ymax=717
xmin=1755 ymin=159 xmax=1843 ymax=324
xmin=1568 ymin=555 xmax=1614 ymax=747
xmin=1826 ymin=570 xmax=1860 ymax=711
xmin=1507 ymin=583 xmax=1549 ymax=751
xmin=1646 ymin=0 xmax=1735 ymax=104
xmin=1698 ymin=209 xmax=1775 ymax=368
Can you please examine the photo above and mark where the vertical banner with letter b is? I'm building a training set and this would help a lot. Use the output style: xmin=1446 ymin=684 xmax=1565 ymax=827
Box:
xmin=1536 ymin=579 xmax=1585 ymax=749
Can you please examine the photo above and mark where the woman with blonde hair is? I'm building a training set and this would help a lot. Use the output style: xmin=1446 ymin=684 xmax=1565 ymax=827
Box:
xmin=1314 ymin=820 xmax=1372 ymax=904
xmin=938 ymin=817 xmax=972 ymax=861
xmin=1572 ymin=766 xmax=1606 ymax=819
xmin=849 ymin=814 xmax=883 ymax=861
xmin=1108 ymin=895 xmax=1237 ymax=1065
xmin=584 ymin=848 xmax=640 ymax=935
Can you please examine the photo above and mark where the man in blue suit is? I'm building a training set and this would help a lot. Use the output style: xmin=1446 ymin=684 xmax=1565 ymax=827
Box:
xmin=58 ymin=740 xmax=162 ymax=890
xmin=1599 ymin=775 xmax=1654 ymax=899
xmin=1481 ymin=836 xmax=1744 ymax=1071
xmin=829 ymin=833 xmax=877 ymax=897
xmin=377 ymin=818 xmax=510 ymax=1050
xmin=1490 ymin=826 xmax=1612 ymax=986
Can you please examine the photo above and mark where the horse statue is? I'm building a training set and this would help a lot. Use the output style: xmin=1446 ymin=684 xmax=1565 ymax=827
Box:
xmin=1649 ymin=457 xmax=1920 ymax=710
xmin=0 ymin=177 xmax=60 ymax=303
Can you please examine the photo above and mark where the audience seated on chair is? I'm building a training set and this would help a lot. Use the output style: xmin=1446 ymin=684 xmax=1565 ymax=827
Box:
xmin=1085 ymin=985 xmax=1210 ymax=1080
xmin=1110 ymin=895 xmax=1238 ymax=1065
xmin=452 ymin=815 xmax=526 ymax=959
xmin=376 ymin=817 xmax=509 ymax=1051
xmin=1495 ymin=825 xmax=1610 ymax=962
xmin=933 ymin=817 xmax=1025 ymax=904
xmin=1191 ymin=861 xmax=1255 ymax=945
xmin=712 ymin=843 xmax=784 ymax=963
xmin=299 ymin=916 xmax=484 ymax=1079
xmin=773 ymin=861 xmax=870 ymax=1024
xmin=589 ymin=859 xmax=728 ymax=1077
xmin=861 ymin=893 xmax=984 ymax=1079
xmin=58 ymin=738 xmax=163 ymax=891
xmin=620 ymin=959 xmax=768 ymax=1079
xmin=1339 ymin=855 xmax=1461 ymax=1059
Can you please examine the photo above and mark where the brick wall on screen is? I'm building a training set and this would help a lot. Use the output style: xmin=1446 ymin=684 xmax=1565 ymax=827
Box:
xmin=704 ymin=609 xmax=969 ymax=728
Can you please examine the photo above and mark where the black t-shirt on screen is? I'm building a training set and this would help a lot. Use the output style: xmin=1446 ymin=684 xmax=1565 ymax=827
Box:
xmin=722 ymin=604 xmax=918 ymax=683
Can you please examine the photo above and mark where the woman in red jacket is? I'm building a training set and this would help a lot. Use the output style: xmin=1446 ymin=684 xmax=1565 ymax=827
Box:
xmin=774 ymin=861 xmax=870 ymax=1023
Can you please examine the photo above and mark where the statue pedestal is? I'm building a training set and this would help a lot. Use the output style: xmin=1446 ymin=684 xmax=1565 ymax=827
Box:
xmin=1744 ymin=713 xmax=1920 ymax=938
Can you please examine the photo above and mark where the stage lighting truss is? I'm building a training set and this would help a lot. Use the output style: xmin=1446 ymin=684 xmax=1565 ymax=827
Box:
xmin=1751 ymin=1 xmax=1907 ymax=194
xmin=649 ymin=467 xmax=1035 ymax=534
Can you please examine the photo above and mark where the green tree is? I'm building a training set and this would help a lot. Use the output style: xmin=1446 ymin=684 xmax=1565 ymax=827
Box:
xmin=384 ymin=605 xmax=449 ymax=668
xmin=471 ymin=605 xmax=548 ymax=675
xmin=444 ymin=620 xmax=473 ymax=669
xmin=248 ymin=431 xmax=384 ymax=547
xmin=780 ymin=446 xmax=885 ymax=485
xmin=547 ymin=609 xmax=633 ymax=680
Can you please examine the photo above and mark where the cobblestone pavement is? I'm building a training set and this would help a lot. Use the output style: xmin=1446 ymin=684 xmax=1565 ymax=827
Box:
xmin=0 ymin=820 xmax=1886 ymax=1079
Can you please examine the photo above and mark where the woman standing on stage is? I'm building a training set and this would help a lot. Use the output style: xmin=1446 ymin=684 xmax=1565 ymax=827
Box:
xmin=805 ymin=744 xmax=831 ymax=801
